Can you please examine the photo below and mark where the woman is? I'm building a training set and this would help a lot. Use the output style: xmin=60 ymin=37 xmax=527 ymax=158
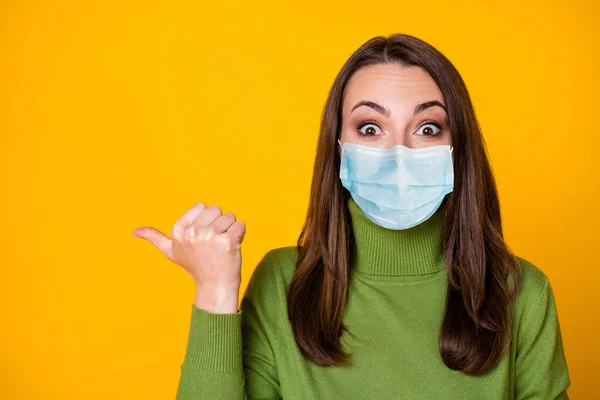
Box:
xmin=133 ymin=34 xmax=570 ymax=399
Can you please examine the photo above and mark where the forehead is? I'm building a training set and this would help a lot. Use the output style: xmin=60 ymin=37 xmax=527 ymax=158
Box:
xmin=343 ymin=63 xmax=444 ymax=112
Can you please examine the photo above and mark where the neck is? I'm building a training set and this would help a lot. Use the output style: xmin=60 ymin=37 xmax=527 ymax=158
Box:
xmin=347 ymin=196 xmax=446 ymax=276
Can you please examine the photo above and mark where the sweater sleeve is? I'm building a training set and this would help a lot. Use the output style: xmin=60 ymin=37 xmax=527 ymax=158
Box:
xmin=515 ymin=276 xmax=571 ymax=400
xmin=175 ymin=251 xmax=282 ymax=400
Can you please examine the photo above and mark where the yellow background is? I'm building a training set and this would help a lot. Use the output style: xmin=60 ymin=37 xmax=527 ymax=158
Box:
xmin=1 ymin=0 xmax=598 ymax=398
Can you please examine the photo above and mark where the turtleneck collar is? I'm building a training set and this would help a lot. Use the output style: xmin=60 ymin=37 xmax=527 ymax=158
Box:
xmin=347 ymin=196 xmax=447 ymax=276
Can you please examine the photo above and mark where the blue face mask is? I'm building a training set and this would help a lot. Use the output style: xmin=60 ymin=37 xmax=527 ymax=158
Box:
xmin=338 ymin=139 xmax=454 ymax=230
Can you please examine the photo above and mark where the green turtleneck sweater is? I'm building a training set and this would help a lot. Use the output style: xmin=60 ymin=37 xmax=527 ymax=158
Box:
xmin=175 ymin=197 xmax=571 ymax=399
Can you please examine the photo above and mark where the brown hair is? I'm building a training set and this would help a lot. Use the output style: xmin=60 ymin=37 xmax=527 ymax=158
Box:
xmin=286 ymin=33 xmax=522 ymax=375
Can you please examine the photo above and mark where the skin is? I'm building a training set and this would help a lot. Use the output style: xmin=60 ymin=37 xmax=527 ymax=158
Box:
xmin=132 ymin=202 xmax=246 ymax=314
xmin=339 ymin=63 xmax=452 ymax=152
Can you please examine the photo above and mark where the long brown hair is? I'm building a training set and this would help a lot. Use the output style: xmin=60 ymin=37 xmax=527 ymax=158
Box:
xmin=287 ymin=33 xmax=522 ymax=375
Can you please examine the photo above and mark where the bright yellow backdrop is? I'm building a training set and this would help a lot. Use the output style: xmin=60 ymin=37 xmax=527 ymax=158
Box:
xmin=1 ymin=0 xmax=598 ymax=398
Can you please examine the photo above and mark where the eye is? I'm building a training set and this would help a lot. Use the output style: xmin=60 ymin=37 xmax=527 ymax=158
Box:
xmin=356 ymin=120 xmax=383 ymax=136
xmin=415 ymin=122 xmax=442 ymax=136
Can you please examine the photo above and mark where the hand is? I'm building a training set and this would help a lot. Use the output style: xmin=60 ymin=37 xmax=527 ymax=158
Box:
xmin=132 ymin=202 xmax=246 ymax=313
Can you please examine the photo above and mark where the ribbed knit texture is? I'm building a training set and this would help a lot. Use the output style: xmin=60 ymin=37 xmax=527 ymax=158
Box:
xmin=349 ymin=196 xmax=446 ymax=276
xmin=175 ymin=196 xmax=571 ymax=400
xmin=184 ymin=308 xmax=243 ymax=371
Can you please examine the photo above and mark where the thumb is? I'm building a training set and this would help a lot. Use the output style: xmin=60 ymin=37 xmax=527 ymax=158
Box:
xmin=132 ymin=226 xmax=173 ymax=261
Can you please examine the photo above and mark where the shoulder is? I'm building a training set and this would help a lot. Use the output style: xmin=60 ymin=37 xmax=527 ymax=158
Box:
xmin=515 ymin=256 xmax=550 ymax=300
xmin=240 ymin=246 xmax=299 ymax=332
xmin=241 ymin=246 xmax=298 ymax=308
xmin=512 ymin=256 xmax=553 ymax=330
xmin=263 ymin=246 xmax=300 ymax=275
xmin=246 ymin=246 xmax=299 ymax=290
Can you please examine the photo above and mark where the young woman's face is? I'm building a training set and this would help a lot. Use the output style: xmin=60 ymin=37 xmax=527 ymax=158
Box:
xmin=339 ymin=63 xmax=452 ymax=149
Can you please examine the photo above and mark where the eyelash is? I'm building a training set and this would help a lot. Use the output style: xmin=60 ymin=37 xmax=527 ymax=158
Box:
xmin=355 ymin=119 xmax=443 ymax=137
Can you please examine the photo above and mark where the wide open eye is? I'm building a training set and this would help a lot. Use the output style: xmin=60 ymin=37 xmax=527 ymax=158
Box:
xmin=356 ymin=120 xmax=384 ymax=136
xmin=415 ymin=122 xmax=441 ymax=136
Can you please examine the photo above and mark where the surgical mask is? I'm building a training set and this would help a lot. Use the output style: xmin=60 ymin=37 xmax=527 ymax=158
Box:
xmin=338 ymin=139 xmax=454 ymax=230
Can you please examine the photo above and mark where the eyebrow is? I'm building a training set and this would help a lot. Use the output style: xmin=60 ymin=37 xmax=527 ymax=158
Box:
xmin=350 ymin=100 xmax=447 ymax=117
xmin=413 ymin=100 xmax=447 ymax=116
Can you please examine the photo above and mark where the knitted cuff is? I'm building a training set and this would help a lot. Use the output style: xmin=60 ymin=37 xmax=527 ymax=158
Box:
xmin=182 ymin=303 xmax=243 ymax=372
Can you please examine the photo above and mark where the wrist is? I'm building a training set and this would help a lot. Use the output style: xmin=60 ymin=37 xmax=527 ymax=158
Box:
xmin=194 ymin=283 xmax=240 ymax=314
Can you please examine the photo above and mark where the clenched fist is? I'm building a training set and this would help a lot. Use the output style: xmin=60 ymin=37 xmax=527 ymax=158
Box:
xmin=132 ymin=202 xmax=246 ymax=314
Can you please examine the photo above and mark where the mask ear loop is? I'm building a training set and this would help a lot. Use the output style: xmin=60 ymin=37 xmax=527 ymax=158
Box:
xmin=337 ymin=139 xmax=342 ymax=148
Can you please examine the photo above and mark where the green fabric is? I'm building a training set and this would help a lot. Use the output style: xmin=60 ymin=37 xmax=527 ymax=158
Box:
xmin=175 ymin=197 xmax=571 ymax=399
